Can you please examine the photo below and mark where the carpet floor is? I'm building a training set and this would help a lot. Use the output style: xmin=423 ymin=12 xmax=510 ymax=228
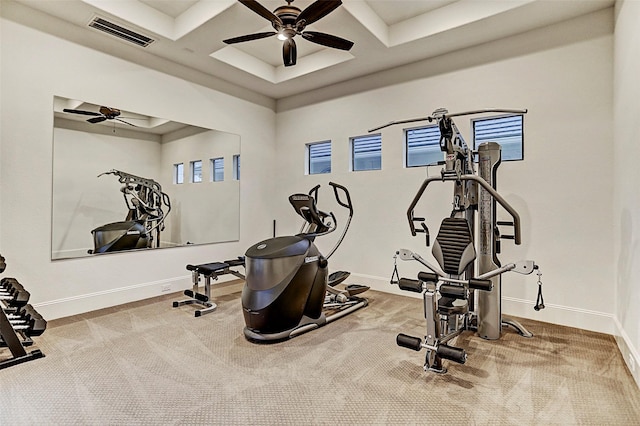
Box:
xmin=1 ymin=284 xmax=639 ymax=425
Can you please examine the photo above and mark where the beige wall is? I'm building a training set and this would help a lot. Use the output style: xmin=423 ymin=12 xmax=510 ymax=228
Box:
xmin=0 ymin=17 xmax=276 ymax=319
xmin=275 ymin=11 xmax=614 ymax=335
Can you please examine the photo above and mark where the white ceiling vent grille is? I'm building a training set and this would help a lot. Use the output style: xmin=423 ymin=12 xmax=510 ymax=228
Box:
xmin=88 ymin=17 xmax=154 ymax=47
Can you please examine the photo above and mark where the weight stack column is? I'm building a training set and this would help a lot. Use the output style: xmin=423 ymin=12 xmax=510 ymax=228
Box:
xmin=477 ymin=142 xmax=502 ymax=340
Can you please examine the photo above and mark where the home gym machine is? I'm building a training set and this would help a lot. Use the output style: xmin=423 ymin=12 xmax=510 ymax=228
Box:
xmin=89 ymin=169 xmax=171 ymax=254
xmin=173 ymin=257 xmax=246 ymax=317
xmin=372 ymin=107 xmax=545 ymax=373
xmin=241 ymin=182 xmax=369 ymax=342
xmin=0 ymin=254 xmax=47 ymax=369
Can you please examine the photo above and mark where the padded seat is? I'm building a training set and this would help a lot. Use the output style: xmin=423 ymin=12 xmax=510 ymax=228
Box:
xmin=193 ymin=262 xmax=229 ymax=275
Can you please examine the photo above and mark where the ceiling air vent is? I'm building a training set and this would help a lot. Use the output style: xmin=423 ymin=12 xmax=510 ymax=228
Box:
xmin=88 ymin=17 xmax=154 ymax=47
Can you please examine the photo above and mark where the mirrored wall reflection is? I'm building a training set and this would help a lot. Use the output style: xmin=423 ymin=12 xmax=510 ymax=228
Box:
xmin=51 ymin=96 xmax=240 ymax=260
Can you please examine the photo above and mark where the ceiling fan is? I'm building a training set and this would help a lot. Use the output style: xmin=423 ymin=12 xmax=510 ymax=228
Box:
xmin=62 ymin=106 xmax=137 ymax=126
xmin=223 ymin=0 xmax=354 ymax=67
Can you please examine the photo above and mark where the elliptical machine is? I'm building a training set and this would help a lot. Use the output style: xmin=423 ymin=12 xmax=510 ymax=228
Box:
xmin=242 ymin=182 xmax=368 ymax=342
xmin=89 ymin=169 xmax=171 ymax=254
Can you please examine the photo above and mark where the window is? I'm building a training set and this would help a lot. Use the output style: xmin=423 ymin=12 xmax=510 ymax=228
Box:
xmin=307 ymin=141 xmax=331 ymax=174
xmin=233 ymin=155 xmax=240 ymax=180
xmin=174 ymin=163 xmax=184 ymax=184
xmin=211 ymin=157 xmax=224 ymax=182
xmin=405 ymin=125 xmax=442 ymax=167
xmin=351 ymin=134 xmax=381 ymax=171
xmin=190 ymin=160 xmax=202 ymax=183
xmin=473 ymin=115 xmax=524 ymax=161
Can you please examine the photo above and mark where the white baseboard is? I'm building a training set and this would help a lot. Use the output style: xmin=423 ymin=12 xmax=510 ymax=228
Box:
xmin=350 ymin=272 xmax=616 ymax=334
xmin=613 ymin=317 xmax=640 ymax=388
xmin=33 ymin=275 xmax=192 ymax=320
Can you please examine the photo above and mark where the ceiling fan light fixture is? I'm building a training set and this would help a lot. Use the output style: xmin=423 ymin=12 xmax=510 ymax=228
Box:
xmin=278 ymin=28 xmax=296 ymax=40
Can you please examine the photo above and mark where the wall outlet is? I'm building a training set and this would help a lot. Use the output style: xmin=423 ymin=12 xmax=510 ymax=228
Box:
xmin=161 ymin=284 xmax=171 ymax=293
xmin=629 ymin=352 xmax=636 ymax=373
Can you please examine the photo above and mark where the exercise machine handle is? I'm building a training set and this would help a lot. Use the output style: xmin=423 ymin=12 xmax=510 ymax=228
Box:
xmin=407 ymin=175 xmax=521 ymax=244
xmin=325 ymin=182 xmax=354 ymax=260
xmin=308 ymin=184 xmax=321 ymax=202
xmin=329 ymin=182 xmax=353 ymax=216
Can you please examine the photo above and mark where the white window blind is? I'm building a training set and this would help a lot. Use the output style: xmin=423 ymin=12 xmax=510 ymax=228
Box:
xmin=351 ymin=134 xmax=381 ymax=171
xmin=473 ymin=115 xmax=524 ymax=161
xmin=308 ymin=141 xmax=331 ymax=174
xmin=406 ymin=125 xmax=442 ymax=167
xmin=190 ymin=160 xmax=202 ymax=183
xmin=211 ymin=157 xmax=224 ymax=182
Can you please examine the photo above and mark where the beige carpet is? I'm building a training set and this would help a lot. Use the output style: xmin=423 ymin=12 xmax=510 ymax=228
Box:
xmin=1 ymin=284 xmax=639 ymax=425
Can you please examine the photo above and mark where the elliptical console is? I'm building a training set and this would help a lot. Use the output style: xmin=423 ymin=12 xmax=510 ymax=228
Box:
xmin=242 ymin=182 xmax=368 ymax=342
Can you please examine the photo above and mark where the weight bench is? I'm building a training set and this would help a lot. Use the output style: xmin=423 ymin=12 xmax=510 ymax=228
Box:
xmin=173 ymin=257 xmax=245 ymax=317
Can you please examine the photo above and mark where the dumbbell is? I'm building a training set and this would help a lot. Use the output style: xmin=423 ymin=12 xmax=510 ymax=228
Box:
xmin=0 ymin=277 xmax=30 ymax=308
xmin=4 ymin=304 xmax=47 ymax=337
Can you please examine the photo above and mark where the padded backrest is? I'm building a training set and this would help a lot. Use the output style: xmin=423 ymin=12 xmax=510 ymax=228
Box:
xmin=432 ymin=217 xmax=476 ymax=275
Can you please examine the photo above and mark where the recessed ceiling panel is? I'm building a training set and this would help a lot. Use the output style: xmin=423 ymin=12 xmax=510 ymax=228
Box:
xmin=139 ymin=0 xmax=198 ymax=18
xmin=366 ymin=0 xmax=458 ymax=25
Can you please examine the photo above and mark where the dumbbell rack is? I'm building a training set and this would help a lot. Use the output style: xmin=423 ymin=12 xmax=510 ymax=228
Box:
xmin=0 ymin=258 xmax=47 ymax=369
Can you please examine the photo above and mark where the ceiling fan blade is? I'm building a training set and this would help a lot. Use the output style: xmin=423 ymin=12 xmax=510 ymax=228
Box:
xmin=283 ymin=38 xmax=297 ymax=67
xmin=301 ymin=31 xmax=353 ymax=50
xmin=87 ymin=116 xmax=107 ymax=124
xmin=62 ymin=108 xmax=101 ymax=117
xmin=297 ymin=0 xmax=342 ymax=26
xmin=223 ymin=31 xmax=276 ymax=44
xmin=238 ymin=0 xmax=283 ymax=27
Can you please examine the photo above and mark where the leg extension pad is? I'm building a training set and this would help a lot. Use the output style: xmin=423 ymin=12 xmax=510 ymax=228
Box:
xmin=437 ymin=344 xmax=467 ymax=364
xmin=397 ymin=333 xmax=422 ymax=351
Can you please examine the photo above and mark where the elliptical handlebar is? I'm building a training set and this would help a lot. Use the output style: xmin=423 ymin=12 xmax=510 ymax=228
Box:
xmin=308 ymin=184 xmax=321 ymax=202
xmin=325 ymin=182 xmax=353 ymax=259
xmin=329 ymin=182 xmax=353 ymax=216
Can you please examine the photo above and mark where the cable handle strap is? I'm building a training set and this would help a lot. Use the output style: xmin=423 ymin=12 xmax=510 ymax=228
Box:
xmin=390 ymin=252 xmax=400 ymax=284
xmin=534 ymin=266 xmax=545 ymax=311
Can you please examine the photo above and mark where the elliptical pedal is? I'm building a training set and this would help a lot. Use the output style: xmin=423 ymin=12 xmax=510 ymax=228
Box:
xmin=345 ymin=284 xmax=369 ymax=296
xmin=328 ymin=270 xmax=350 ymax=287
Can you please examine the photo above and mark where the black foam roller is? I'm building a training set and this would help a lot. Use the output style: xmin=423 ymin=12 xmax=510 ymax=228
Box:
xmin=396 ymin=333 xmax=422 ymax=351
xmin=417 ymin=272 xmax=438 ymax=283
xmin=398 ymin=278 xmax=422 ymax=293
xmin=469 ymin=278 xmax=492 ymax=291
xmin=436 ymin=344 xmax=467 ymax=364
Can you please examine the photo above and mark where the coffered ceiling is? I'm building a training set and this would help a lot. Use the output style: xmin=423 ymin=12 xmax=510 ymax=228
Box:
xmin=7 ymin=0 xmax=614 ymax=106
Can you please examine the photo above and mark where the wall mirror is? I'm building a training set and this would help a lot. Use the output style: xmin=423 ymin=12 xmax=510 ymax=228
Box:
xmin=51 ymin=96 xmax=240 ymax=260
